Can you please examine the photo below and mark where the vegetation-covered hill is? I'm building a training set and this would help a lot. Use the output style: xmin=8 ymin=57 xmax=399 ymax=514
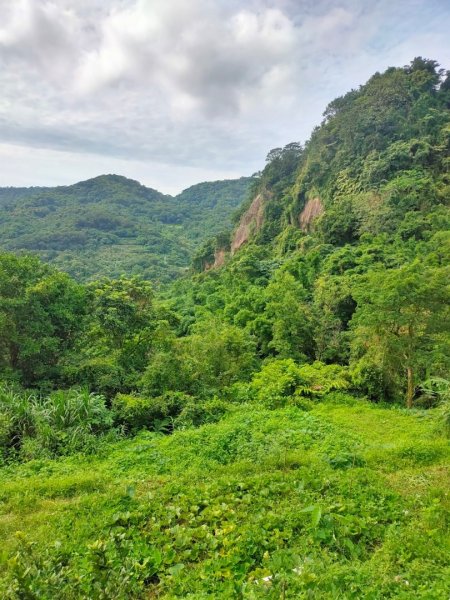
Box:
xmin=182 ymin=56 xmax=450 ymax=406
xmin=0 ymin=174 xmax=252 ymax=282
xmin=0 ymin=58 xmax=449 ymax=597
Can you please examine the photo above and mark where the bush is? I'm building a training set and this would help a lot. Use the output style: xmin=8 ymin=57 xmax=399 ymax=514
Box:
xmin=420 ymin=378 xmax=450 ymax=435
xmin=246 ymin=359 xmax=350 ymax=409
xmin=0 ymin=385 xmax=39 ymax=461
xmin=350 ymin=360 xmax=395 ymax=402
xmin=112 ymin=391 xmax=192 ymax=434
xmin=141 ymin=320 xmax=257 ymax=398
xmin=0 ymin=384 xmax=116 ymax=462
xmin=294 ymin=362 xmax=350 ymax=397
xmin=174 ymin=397 xmax=230 ymax=429
xmin=32 ymin=389 xmax=114 ymax=457
xmin=63 ymin=356 xmax=126 ymax=398
xmin=248 ymin=359 xmax=305 ymax=408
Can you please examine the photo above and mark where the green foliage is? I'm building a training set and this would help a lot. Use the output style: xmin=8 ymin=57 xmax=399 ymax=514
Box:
xmin=246 ymin=358 xmax=305 ymax=408
xmin=350 ymin=262 xmax=449 ymax=405
xmin=0 ymin=254 xmax=86 ymax=387
xmin=63 ymin=277 xmax=164 ymax=396
xmin=0 ymin=57 xmax=449 ymax=595
xmin=142 ymin=318 xmax=257 ymax=398
xmin=263 ymin=143 xmax=303 ymax=193
xmin=166 ymin=57 xmax=450 ymax=411
xmin=420 ymin=377 xmax=450 ymax=434
xmin=174 ymin=397 xmax=230 ymax=429
xmin=112 ymin=392 xmax=192 ymax=434
xmin=264 ymin=271 xmax=314 ymax=360
xmin=239 ymin=359 xmax=350 ymax=409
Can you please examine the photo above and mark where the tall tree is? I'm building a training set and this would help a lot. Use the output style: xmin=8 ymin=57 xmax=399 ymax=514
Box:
xmin=264 ymin=272 xmax=314 ymax=361
xmin=0 ymin=253 xmax=86 ymax=386
xmin=350 ymin=262 xmax=449 ymax=406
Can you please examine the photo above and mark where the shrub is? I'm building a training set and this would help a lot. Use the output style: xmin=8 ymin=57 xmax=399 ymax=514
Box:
xmin=248 ymin=359 xmax=304 ymax=408
xmin=0 ymin=384 xmax=116 ymax=462
xmin=31 ymin=389 xmax=114 ymax=457
xmin=112 ymin=391 xmax=192 ymax=434
xmin=420 ymin=378 xmax=450 ymax=435
xmin=42 ymin=389 xmax=113 ymax=433
xmin=350 ymin=360 xmax=393 ymax=401
xmin=174 ymin=397 xmax=230 ymax=429
xmin=63 ymin=356 xmax=126 ymax=398
xmin=247 ymin=359 xmax=350 ymax=409
xmin=295 ymin=362 xmax=350 ymax=397
xmin=0 ymin=385 xmax=38 ymax=461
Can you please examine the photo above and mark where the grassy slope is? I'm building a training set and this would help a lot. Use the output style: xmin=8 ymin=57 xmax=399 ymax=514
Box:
xmin=0 ymin=399 xmax=448 ymax=598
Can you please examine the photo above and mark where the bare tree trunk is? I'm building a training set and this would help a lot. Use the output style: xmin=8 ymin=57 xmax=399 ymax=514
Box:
xmin=9 ymin=342 xmax=19 ymax=371
xmin=406 ymin=366 xmax=414 ymax=409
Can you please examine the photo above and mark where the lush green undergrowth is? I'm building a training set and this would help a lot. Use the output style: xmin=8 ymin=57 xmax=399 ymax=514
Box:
xmin=0 ymin=398 xmax=448 ymax=598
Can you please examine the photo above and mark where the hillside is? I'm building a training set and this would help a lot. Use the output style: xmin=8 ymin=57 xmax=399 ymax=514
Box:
xmin=0 ymin=58 xmax=449 ymax=598
xmin=176 ymin=57 xmax=450 ymax=406
xmin=0 ymin=175 xmax=253 ymax=283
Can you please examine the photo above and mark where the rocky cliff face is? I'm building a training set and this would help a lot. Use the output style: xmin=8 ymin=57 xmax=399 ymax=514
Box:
xmin=231 ymin=193 xmax=265 ymax=253
xmin=202 ymin=192 xmax=322 ymax=271
xmin=212 ymin=248 xmax=227 ymax=268
xmin=299 ymin=196 xmax=323 ymax=231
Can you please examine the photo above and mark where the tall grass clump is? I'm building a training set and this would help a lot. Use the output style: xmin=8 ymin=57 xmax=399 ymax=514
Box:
xmin=420 ymin=378 xmax=450 ymax=435
xmin=0 ymin=385 xmax=117 ymax=462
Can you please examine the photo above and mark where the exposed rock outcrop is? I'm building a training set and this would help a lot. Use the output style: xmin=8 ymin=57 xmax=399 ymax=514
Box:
xmin=204 ymin=248 xmax=227 ymax=271
xmin=299 ymin=196 xmax=324 ymax=231
xmin=231 ymin=193 xmax=265 ymax=253
xmin=212 ymin=248 xmax=226 ymax=268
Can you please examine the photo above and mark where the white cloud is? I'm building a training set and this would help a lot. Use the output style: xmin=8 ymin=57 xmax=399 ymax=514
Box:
xmin=0 ymin=0 xmax=449 ymax=190
xmin=0 ymin=142 xmax=245 ymax=195
xmin=0 ymin=0 xmax=81 ymax=81
xmin=74 ymin=1 xmax=297 ymax=119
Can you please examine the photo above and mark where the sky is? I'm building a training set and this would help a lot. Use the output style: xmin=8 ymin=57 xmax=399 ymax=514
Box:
xmin=0 ymin=0 xmax=449 ymax=194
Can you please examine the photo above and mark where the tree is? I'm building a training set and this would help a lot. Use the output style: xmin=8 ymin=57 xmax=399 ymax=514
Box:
xmin=312 ymin=273 xmax=355 ymax=364
xmin=264 ymin=272 xmax=314 ymax=361
xmin=183 ymin=318 xmax=256 ymax=394
xmin=142 ymin=318 xmax=257 ymax=397
xmin=0 ymin=253 xmax=86 ymax=387
xmin=64 ymin=277 xmax=155 ymax=395
xmin=350 ymin=263 xmax=449 ymax=406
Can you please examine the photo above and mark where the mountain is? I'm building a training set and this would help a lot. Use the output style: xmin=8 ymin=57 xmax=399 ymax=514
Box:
xmin=173 ymin=57 xmax=450 ymax=405
xmin=193 ymin=59 xmax=450 ymax=275
xmin=0 ymin=174 xmax=253 ymax=282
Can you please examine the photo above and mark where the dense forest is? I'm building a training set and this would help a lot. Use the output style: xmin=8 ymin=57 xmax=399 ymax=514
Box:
xmin=0 ymin=58 xmax=449 ymax=598
xmin=0 ymin=175 xmax=252 ymax=282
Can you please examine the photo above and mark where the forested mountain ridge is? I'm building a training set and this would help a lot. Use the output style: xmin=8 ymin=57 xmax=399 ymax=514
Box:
xmin=183 ymin=57 xmax=450 ymax=406
xmin=0 ymin=174 xmax=253 ymax=282
xmin=0 ymin=58 xmax=449 ymax=598
xmin=194 ymin=57 xmax=450 ymax=271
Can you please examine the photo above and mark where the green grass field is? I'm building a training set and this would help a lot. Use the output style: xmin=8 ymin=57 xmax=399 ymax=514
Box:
xmin=1 ymin=397 xmax=449 ymax=598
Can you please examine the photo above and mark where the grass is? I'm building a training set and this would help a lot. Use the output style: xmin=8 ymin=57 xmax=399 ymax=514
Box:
xmin=0 ymin=398 xmax=449 ymax=598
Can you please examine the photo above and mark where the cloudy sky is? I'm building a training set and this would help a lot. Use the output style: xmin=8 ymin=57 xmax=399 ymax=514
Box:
xmin=0 ymin=0 xmax=449 ymax=194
